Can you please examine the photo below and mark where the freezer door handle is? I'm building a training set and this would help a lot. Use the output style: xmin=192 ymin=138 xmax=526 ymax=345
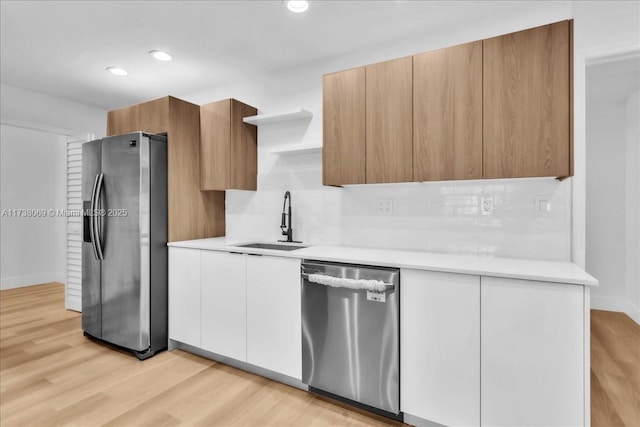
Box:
xmin=93 ymin=173 xmax=105 ymax=260
xmin=88 ymin=173 xmax=100 ymax=260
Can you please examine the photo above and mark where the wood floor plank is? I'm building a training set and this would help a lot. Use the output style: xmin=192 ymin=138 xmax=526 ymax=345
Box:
xmin=591 ymin=309 xmax=640 ymax=427
xmin=2 ymin=284 xmax=638 ymax=427
xmin=591 ymin=371 xmax=626 ymax=427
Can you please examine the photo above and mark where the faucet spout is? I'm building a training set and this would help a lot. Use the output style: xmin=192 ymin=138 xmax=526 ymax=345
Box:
xmin=279 ymin=191 xmax=300 ymax=243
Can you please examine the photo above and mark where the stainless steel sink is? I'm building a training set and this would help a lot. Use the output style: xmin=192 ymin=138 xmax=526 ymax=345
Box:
xmin=233 ymin=242 xmax=308 ymax=251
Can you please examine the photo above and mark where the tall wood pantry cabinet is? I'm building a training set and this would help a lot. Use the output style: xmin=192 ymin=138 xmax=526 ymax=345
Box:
xmin=107 ymin=96 xmax=225 ymax=242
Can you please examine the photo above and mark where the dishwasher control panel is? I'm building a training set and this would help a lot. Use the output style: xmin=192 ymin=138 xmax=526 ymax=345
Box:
xmin=367 ymin=290 xmax=386 ymax=302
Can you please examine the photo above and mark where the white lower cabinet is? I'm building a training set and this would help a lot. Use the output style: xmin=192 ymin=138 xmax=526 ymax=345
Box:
xmin=168 ymin=247 xmax=201 ymax=347
xmin=401 ymin=269 xmax=480 ymax=427
xmin=200 ymin=251 xmax=247 ymax=361
xmin=481 ymin=277 xmax=584 ymax=427
xmin=169 ymin=249 xmax=302 ymax=379
xmin=169 ymin=248 xmax=587 ymax=426
xmin=246 ymin=255 xmax=302 ymax=379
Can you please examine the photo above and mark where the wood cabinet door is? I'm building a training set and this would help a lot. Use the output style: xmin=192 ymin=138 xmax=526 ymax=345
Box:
xmin=137 ymin=97 xmax=170 ymax=134
xmin=413 ymin=42 xmax=482 ymax=181
xmin=200 ymin=99 xmax=257 ymax=191
xmin=106 ymin=104 xmax=140 ymax=136
xmin=366 ymin=56 xmax=413 ymax=184
xmin=483 ymin=21 xmax=570 ymax=178
xmin=323 ymin=67 xmax=366 ymax=186
xmin=246 ymin=256 xmax=301 ymax=379
xmin=168 ymin=248 xmax=201 ymax=347
xmin=107 ymin=97 xmax=169 ymax=136
xmin=166 ymin=97 xmax=225 ymax=242
xmin=481 ymin=277 xmax=584 ymax=426
xmin=229 ymin=100 xmax=257 ymax=191
xmin=401 ymin=269 xmax=480 ymax=427
xmin=200 ymin=100 xmax=231 ymax=191
xmin=200 ymin=251 xmax=247 ymax=361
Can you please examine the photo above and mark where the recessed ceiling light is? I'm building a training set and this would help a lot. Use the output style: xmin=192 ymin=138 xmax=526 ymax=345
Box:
xmin=149 ymin=50 xmax=173 ymax=61
xmin=287 ymin=0 xmax=309 ymax=13
xmin=106 ymin=67 xmax=128 ymax=76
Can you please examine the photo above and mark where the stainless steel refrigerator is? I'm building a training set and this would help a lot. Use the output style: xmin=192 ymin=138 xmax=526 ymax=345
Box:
xmin=81 ymin=132 xmax=168 ymax=360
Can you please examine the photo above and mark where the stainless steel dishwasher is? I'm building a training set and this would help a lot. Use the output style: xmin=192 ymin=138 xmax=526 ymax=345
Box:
xmin=301 ymin=260 xmax=401 ymax=420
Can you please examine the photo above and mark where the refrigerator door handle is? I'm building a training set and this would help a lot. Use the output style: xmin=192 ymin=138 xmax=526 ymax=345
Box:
xmin=93 ymin=173 xmax=105 ymax=260
xmin=89 ymin=173 xmax=100 ymax=260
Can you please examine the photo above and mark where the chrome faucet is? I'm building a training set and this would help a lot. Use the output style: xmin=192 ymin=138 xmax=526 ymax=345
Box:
xmin=279 ymin=191 xmax=301 ymax=243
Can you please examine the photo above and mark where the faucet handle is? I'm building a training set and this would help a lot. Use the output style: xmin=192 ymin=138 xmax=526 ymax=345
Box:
xmin=281 ymin=212 xmax=288 ymax=235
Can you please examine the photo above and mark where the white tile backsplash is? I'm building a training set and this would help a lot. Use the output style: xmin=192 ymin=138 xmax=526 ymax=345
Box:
xmin=226 ymin=106 xmax=571 ymax=262
xmin=226 ymin=150 xmax=571 ymax=261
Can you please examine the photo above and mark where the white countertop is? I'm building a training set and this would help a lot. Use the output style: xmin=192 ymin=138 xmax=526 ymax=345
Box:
xmin=168 ymin=237 xmax=598 ymax=286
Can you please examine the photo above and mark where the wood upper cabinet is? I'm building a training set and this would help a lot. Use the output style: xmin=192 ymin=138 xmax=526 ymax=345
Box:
xmin=200 ymin=99 xmax=257 ymax=191
xmin=483 ymin=21 xmax=571 ymax=178
xmin=366 ymin=56 xmax=413 ymax=184
xmin=322 ymin=20 xmax=572 ymax=185
xmin=413 ymin=41 xmax=482 ymax=181
xmin=322 ymin=67 xmax=366 ymax=186
xmin=107 ymin=96 xmax=225 ymax=242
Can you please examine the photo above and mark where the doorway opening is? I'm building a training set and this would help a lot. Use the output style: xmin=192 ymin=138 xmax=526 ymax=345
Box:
xmin=585 ymin=50 xmax=640 ymax=324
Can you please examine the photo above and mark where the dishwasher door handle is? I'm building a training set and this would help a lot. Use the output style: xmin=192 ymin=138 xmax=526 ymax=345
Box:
xmin=302 ymin=273 xmax=394 ymax=291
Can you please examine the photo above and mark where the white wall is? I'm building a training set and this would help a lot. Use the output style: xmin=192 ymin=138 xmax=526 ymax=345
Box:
xmin=585 ymin=95 xmax=627 ymax=313
xmin=1 ymin=84 xmax=106 ymax=137
xmin=586 ymin=66 xmax=639 ymax=324
xmin=186 ymin=3 xmax=576 ymax=260
xmin=0 ymin=125 xmax=67 ymax=289
xmin=0 ymin=85 xmax=106 ymax=291
xmin=625 ymin=90 xmax=639 ymax=322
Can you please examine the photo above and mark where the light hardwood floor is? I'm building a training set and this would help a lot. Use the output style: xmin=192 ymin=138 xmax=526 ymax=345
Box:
xmin=590 ymin=309 xmax=640 ymax=427
xmin=1 ymin=283 xmax=638 ymax=426
xmin=0 ymin=283 xmax=403 ymax=426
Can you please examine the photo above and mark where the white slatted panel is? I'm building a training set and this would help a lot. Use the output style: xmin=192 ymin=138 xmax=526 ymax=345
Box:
xmin=66 ymin=134 xmax=93 ymax=311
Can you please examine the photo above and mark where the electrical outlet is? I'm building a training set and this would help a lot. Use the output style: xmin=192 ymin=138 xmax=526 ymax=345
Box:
xmin=480 ymin=196 xmax=494 ymax=215
xmin=377 ymin=199 xmax=393 ymax=216
xmin=535 ymin=195 xmax=551 ymax=217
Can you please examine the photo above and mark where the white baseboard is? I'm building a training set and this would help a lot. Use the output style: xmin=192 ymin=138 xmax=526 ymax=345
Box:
xmin=591 ymin=295 xmax=640 ymax=325
xmin=0 ymin=272 xmax=62 ymax=290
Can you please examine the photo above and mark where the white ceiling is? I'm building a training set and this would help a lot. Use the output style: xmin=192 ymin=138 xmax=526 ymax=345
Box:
xmin=1 ymin=0 xmax=572 ymax=111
